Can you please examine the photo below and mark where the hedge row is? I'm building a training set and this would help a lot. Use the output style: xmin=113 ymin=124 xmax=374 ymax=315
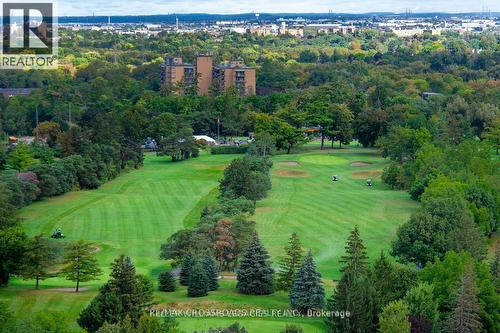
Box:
xmin=210 ymin=145 xmax=248 ymax=155
xmin=0 ymin=143 xmax=143 ymax=209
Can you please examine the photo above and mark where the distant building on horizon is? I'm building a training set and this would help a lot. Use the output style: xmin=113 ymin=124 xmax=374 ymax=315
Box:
xmin=160 ymin=53 xmax=255 ymax=96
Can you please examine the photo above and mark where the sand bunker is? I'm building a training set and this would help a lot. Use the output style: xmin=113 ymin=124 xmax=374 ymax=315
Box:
xmin=278 ymin=161 xmax=301 ymax=166
xmin=351 ymin=171 xmax=382 ymax=179
xmin=274 ymin=170 xmax=310 ymax=178
xmin=350 ymin=161 xmax=372 ymax=167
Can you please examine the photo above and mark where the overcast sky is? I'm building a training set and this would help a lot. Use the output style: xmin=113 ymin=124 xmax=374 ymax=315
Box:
xmin=57 ymin=0 xmax=499 ymax=16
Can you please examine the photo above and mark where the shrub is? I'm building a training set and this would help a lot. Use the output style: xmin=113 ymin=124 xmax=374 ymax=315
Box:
xmin=158 ymin=271 xmax=176 ymax=292
xmin=211 ymin=145 xmax=248 ymax=155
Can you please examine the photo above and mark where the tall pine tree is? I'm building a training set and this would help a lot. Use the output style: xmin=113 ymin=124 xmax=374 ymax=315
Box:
xmin=276 ymin=233 xmax=304 ymax=291
xmin=187 ymin=260 xmax=208 ymax=297
xmin=446 ymin=264 xmax=482 ymax=333
xmin=78 ymin=254 xmax=153 ymax=332
xmin=78 ymin=282 xmax=122 ymax=333
xmin=326 ymin=226 xmax=374 ymax=333
xmin=203 ymin=255 xmax=219 ymax=291
xmin=290 ymin=250 xmax=325 ymax=313
xmin=179 ymin=253 xmax=194 ymax=286
xmin=236 ymin=232 xmax=274 ymax=295
xmin=109 ymin=255 xmax=151 ymax=325
xmin=370 ymin=251 xmax=416 ymax=322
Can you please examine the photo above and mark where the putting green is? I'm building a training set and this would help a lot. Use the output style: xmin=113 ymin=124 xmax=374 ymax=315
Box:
xmin=299 ymin=154 xmax=348 ymax=165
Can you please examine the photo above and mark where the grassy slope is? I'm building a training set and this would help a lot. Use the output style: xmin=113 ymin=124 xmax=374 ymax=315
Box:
xmin=0 ymin=145 xmax=417 ymax=332
xmin=257 ymin=145 xmax=418 ymax=279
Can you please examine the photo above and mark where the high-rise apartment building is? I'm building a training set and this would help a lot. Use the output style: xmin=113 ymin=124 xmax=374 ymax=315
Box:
xmin=160 ymin=54 xmax=255 ymax=96
xmin=160 ymin=57 xmax=196 ymax=89
xmin=195 ymin=53 xmax=214 ymax=96
xmin=212 ymin=60 xmax=256 ymax=96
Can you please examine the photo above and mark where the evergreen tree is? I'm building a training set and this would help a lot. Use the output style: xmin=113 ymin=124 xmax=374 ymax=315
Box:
xmin=158 ymin=271 xmax=176 ymax=292
xmin=203 ymin=255 xmax=219 ymax=291
xmin=78 ymin=255 xmax=153 ymax=332
xmin=370 ymin=251 xmax=416 ymax=321
xmin=447 ymin=215 xmax=487 ymax=261
xmin=289 ymin=250 xmax=325 ymax=313
xmin=378 ymin=300 xmax=410 ymax=333
xmin=326 ymin=226 xmax=374 ymax=333
xmin=109 ymin=255 xmax=141 ymax=316
xmin=371 ymin=251 xmax=394 ymax=310
xmin=162 ymin=315 xmax=181 ymax=333
xmin=109 ymin=255 xmax=153 ymax=324
xmin=446 ymin=264 xmax=482 ymax=333
xmin=179 ymin=253 xmax=194 ymax=286
xmin=60 ymin=240 xmax=102 ymax=292
xmin=236 ymin=232 xmax=274 ymax=295
xmin=489 ymin=246 xmax=499 ymax=292
xmin=281 ymin=325 xmax=304 ymax=333
xmin=78 ymin=282 xmax=122 ymax=332
xmin=19 ymin=234 xmax=55 ymax=289
xmin=187 ymin=260 xmax=208 ymax=297
xmin=276 ymin=233 xmax=304 ymax=291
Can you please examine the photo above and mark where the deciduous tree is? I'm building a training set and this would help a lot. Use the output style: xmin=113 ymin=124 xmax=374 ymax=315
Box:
xmin=60 ymin=240 xmax=102 ymax=292
xmin=20 ymin=234 xmax=55 ymax=289
xmin=379 ymin=300 xmax=410 ymax=333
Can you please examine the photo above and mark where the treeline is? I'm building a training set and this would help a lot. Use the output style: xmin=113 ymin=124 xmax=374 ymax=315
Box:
xmin=158 ymin=152 xmax=274 ymax=300
xmin=0 ymin=115 xmax=143 ymax=288
xmin=160 ymin=154 xmax=272 ymax=269
xmin=371 ymin=104 xmax=499 ymax=264
xmin=324 ymin=226 xmax=500 ymax=333
xmin=1 ymin=120 xmax=142 ymax=207
xmin=2 ymin=30 xmax=499 ymax=144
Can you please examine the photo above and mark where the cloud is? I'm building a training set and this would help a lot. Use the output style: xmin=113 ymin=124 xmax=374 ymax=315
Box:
xmin=57 ymin=0 xmax=499 ymax=16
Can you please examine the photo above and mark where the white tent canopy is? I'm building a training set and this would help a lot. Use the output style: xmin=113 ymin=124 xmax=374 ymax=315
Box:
xmin=194 ymin=135 xmax=217 ymax=145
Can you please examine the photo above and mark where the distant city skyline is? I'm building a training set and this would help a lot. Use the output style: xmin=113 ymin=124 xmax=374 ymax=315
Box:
xmin=58 ymin=0 xmax=499 ymax=17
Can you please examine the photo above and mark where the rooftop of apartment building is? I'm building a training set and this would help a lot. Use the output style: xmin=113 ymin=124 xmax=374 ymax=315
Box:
xmin=162 ymin=56 xmax=253 ymax=69
xmin=214 ymin=60 xmax=254 ymax=69
xmin=162 ymin=57 xmax=194 ymax=66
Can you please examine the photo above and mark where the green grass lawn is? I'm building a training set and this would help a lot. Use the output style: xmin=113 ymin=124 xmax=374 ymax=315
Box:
xmin=257 ymin=145 xmax=418 ymax=279
xmin=0 ymin=144 xmax=417 ymax=332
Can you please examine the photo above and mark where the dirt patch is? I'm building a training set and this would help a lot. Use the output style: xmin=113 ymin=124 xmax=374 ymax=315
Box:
xmin=274 ymin=170 xmax=310 ymax=178
xmin=351 ymin=171 xmax=382 ymax=179
xmin=48 ymin=287 xmax=89 ymax=292
xmin=350 ymin=161 xmax=372 ymax=167
xmin=277 ymin=161 xmax=301 ymax=167
xmin=256 ymin=207 xmax=274 ymax=213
